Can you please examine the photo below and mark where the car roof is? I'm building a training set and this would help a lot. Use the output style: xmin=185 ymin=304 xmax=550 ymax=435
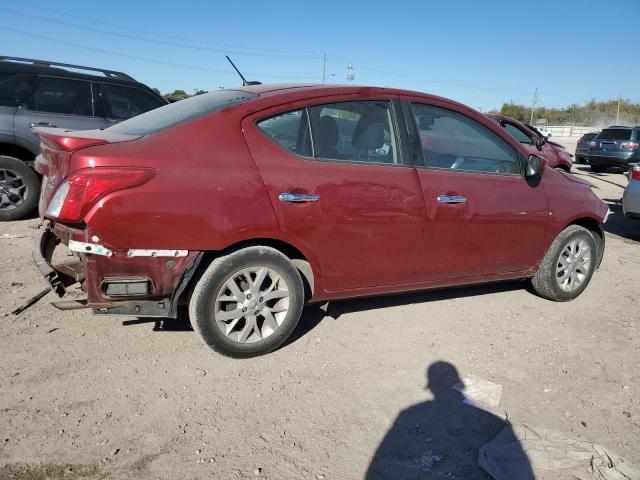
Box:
xmin=0 ymin=59 xmax=150 ymax=89
xmin=233 ymin=83 xmax=475 ymax=111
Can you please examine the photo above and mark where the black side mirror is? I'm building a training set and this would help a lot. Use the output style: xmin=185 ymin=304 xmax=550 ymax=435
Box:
xmin=535 ymin=136 xmax=547 ymax=151
xmin=526 ymin=154 xmax=546 ymax=178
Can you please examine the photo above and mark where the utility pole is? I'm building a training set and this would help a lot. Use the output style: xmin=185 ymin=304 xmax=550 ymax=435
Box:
xmin=529 ymin=88 xmax=539 ymax=124
xmin=616 ymin=96 xmax=621 ymax=124
xmin=321 ymin=53 xmax=327 ymax=84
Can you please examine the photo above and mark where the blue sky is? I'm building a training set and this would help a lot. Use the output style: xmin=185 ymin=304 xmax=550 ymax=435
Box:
xmin=1 ymin=0 xmax=639 ymax=111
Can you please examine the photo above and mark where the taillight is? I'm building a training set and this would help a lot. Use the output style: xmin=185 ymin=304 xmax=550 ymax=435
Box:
xmin=621 ymin=142 xmax=638 ymax=151
xmin=589 ymin=141 xmax=597 ymax=149
xmin=632 ymin=166 xmax=640 ymax=181
xmin=46 ymin=168 xmax=155 ymax=222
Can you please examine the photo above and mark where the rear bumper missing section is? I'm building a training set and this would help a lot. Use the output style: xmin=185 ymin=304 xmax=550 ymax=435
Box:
xmin=32 ymin=226 xmax=83 ymax=297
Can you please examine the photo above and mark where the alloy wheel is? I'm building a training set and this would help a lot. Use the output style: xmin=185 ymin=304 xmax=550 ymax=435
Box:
xmin=555 ymin=239 xmax=592 ymax=292
xmin=0 ymin=168 xmax=27 ymax=210
xmin=214 ymin=266 xmax=290 ymax=344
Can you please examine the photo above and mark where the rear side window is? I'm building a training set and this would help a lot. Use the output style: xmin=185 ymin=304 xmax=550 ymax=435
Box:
xmin=308 ymin=101 xmax=399 ymax=164
xmin=412 ymin=103 xmax=519 ymax=174
xmin=598 ymin=128 xmax=632 ymax=140
xmin=107 ymin=89 xmax=256 ymax=135
xmin=256 ymin=109 xmax=312 ymax=156
xmin=31 ymin=77 xmax=93 ymax=116
xmin=0 ymin=73 xmax=37 ymax=107
xmin=103 ymin=84 xmax=165 ymax=120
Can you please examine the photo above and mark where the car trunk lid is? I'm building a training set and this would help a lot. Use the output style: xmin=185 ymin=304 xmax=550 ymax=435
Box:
xmin=33 ymin=127 xmax=140 ymax=213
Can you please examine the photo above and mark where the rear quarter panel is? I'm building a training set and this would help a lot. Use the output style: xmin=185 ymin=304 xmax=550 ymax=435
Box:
xmin=75 ymin=110 xmax=279 ymax=251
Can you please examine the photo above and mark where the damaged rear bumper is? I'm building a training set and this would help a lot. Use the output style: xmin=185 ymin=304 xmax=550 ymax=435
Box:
xmin=32 ymin=225 xmax=83 ymax=297
xmin=32 ymin=222 xmax=204 ymax=318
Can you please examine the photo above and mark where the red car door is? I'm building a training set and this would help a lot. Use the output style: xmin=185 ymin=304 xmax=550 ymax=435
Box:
xmin=404 ymin=100 xmax=549 ymax=280
xmin=243 ymin=98 xmax=425 ymax=292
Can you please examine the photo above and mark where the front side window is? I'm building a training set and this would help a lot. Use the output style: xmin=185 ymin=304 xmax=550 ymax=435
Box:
xmin=256 ymin=108 xmax=312 ymax=156
xmin=308 ymin=101 xmax=398 ymax=164
xmin=32 ymin=77 xmax=93 ymax=116
xmin=502 ymin=122 xmax=534 ymax=145
xmin=103 ymin=84 xmax=165 ymax=120
xmin=412 ymin=103 xmax=519 ymax=174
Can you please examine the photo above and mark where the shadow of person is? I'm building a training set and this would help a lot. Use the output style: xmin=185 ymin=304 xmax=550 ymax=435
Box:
xmin=365 ymin=361 xmax=534 ymax=480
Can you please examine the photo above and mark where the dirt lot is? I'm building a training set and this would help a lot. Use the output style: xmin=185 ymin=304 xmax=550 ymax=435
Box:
xmin=1 ymin=140 xmax=639 ymax=479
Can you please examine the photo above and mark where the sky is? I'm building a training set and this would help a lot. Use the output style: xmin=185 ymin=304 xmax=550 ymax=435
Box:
xmin=1 ymin=0 xmax=639 ymax=111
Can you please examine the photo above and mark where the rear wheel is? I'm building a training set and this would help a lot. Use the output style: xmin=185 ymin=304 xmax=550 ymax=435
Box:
xmin=590 ymin=164 xmax=606 ymax=173
xmin=189 ymin=246 xmax=304 ymax=358
xmin=0 ymin=156 xmax=40 ymax=221
xmin=531 ymin=225 xmax=596 ymax=301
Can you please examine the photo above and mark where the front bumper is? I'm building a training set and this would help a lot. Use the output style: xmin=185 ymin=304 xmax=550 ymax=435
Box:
xmin=32 ymin=226 xmax=83 ymax=297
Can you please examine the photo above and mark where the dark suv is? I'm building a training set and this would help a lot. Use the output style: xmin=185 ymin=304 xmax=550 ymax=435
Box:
xmin=588 ymin=126 xmax=640 ymax=172
xmin=0 ymin=56 xmax=167 ymax=220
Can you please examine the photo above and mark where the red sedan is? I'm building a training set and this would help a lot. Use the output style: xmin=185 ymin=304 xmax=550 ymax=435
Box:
xmin=33 ymin=84 xmax=608 ymax=357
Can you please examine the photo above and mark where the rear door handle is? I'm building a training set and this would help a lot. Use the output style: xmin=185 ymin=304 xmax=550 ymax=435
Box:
xmin=279 ymin=192 xmax=320 ymax=203
xmin=30 ymin=122 xmax=57 ymax=128
xmin=437 ymin=195 xmax=467 ymax=204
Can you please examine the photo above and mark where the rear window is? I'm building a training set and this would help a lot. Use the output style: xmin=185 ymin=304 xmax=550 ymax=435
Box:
xmin=598 ymin=128 xmax=632 ymax=140
xmin=107 ymin=89 xmax=256 ymax=135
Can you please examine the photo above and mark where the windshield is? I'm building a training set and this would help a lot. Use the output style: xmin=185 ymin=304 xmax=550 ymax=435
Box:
xmin=107 ymin=89 xmax=257 ymax=135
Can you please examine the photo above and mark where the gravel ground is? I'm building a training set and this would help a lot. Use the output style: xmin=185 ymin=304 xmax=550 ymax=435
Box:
xmin=1 ymin=140 xmax=639 ymax=479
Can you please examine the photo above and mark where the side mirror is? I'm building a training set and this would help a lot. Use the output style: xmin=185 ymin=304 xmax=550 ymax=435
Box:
xmin=535 ymin=136 xmax=547 ymax=151
xmin=526 ymin=154 xmax=546 ymax=178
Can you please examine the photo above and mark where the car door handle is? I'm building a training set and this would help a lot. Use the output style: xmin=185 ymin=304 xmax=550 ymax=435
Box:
xmin=437 ymin=195 xmax=467 ymax=204
xmin=30 ymin=122 xmax=57 ymax=128
xmin=278 ymin=192 xmax=320 ymax=203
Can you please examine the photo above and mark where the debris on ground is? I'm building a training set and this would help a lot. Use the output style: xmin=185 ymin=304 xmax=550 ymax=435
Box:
xmin=479 ymin=423 xmax=640 ymax=480
xmin=10 ymin=287 xmax=51 ymax=316
xmin=452 ymin=374 xmax=503 ymax=407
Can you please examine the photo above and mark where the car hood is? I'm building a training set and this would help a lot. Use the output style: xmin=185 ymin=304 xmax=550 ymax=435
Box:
xmin=556 ymin=169 xmax=596 ymax=188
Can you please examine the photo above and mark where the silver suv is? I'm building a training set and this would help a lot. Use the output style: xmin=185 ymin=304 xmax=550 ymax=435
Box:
xmin=0 ymin=56 xmax=167 ymax=220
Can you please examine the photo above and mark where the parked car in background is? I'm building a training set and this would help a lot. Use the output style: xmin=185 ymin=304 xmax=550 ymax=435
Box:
xmin=622 ymin=164 xmax=640 ymax=219
xmin=487 ymin=114 xmax=573 ymax=171
xmin=33 ymin=84 xmax=608 ymax=357
xmin=588 ymin=126 xmax=640 ymax=172
xmin=0 ymin=56 xmax=167 ymax=220
xmin=575 ymin=131 xmax=599 ymax=164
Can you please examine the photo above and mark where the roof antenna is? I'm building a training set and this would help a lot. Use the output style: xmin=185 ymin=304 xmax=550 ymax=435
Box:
xmin=225 ymin=56 xmax=262 ymax=86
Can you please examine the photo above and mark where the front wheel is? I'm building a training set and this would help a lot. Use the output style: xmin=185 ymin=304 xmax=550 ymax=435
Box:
xmin=189 ymin=246 xmax=304 ymax=358
xmin=531 ymin=225 xmax=597 ymax=301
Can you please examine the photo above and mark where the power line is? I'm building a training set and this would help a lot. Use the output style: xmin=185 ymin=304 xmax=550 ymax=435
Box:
xmin=0 ymin=8 xmax=316 ymax=60
xmin=11 ymin=0 xmax=317 ymax=57
xmin=0 ymin=26 xmax=320 ymax=80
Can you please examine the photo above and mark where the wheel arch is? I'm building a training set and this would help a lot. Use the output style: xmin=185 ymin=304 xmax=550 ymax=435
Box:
xmin=0 ymin=143 xmax=37 ymax=166
xmin=568 ymin=216 xmax=605 ymax=269
xmin=178 ymin=237 xmax=322 ymax=311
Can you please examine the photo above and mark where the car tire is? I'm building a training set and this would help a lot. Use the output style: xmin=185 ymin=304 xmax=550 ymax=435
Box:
xmin=531 ymin=225 xmax=597 ymax=302
xmin=0 ymin=155 xmax=40 ymax=221
xmin=189 ymin=246 xmax=304 ymax=358
xmin=590 ymin=164 xmax=606 ymax=173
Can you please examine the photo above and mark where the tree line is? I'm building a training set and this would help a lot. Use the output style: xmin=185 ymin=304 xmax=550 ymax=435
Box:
xmin=494 ymin=99 xmax=640 ymax=127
